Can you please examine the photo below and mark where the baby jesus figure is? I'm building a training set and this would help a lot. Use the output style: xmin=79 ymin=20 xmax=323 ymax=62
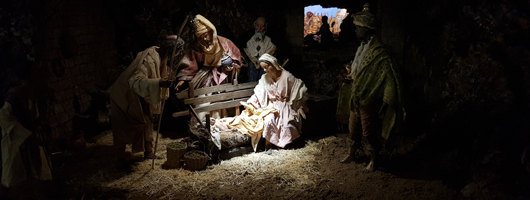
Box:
xmin=209 ymin=102 xmax=277 ymax=152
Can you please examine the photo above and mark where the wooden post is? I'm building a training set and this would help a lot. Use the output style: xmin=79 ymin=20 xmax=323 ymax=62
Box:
xmin=233 ymin=70 xmax=238 ymax=85
xmin=188 ymin=105 xmax=205 ymax=129
xmin=188 ymin=82 xmax=194 ymax=98
xmin=233 ymin=71 xmax=240 ymax=115
xmin=205 ymin=114 xmax=211 ymax=136
xmin=151 ymin=100 xmax=165 ymax=169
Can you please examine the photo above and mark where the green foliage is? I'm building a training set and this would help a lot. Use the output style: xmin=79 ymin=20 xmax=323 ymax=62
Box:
xmin=185 ymin=151 xmax=207 ymax=159
xmin=167 ymin=142 xmax=187 ymax=150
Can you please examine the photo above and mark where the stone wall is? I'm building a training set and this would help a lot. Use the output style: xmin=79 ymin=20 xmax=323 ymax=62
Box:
xmin=41 ymin=0 xmax=117 ymax=150
xmin=284 ymin=1 xmax=305 ymax=57
xmin=379 ymin=0 xmax=404 ymax=66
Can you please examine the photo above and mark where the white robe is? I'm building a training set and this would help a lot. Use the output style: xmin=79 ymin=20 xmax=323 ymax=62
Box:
xmin=247 ymin=71 xmax=308 ymax=148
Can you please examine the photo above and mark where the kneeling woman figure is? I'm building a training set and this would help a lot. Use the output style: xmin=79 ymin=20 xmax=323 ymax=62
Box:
xmin=246 ymin=54 xmax=309 ymax=153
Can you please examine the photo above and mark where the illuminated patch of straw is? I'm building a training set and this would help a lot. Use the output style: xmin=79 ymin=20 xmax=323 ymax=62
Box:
xmin=60 ymin=133 xmax=343 ymax=199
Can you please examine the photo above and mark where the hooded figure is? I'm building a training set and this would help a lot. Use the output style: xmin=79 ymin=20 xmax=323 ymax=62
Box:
xmin=246 ymin=54 xmax=309 ymax=154
xmin=110 ymin=35 xmax=183 ymax=171
xmin=176 ymin=14 xmax=242 ymax=120
xmin=176 ymin=14 xmax=242 ymax=89
xmin=0 ymin=61 xmax=52 ymax=195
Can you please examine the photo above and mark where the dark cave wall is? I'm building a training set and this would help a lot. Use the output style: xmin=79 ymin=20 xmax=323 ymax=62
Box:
xmin=397 ymin=0 xmax=530 ymax=196
xmin=0 ymin=0 xmax=118 ymax=151
xmin=41 ymin=0 xmax=117 ymax=149
xmin=401 ymin=0 xmax=530 ymax=147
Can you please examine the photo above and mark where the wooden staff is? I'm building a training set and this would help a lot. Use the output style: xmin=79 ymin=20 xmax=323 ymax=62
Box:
xmin=282 ymin=58 xmax=289 ymax=68
xmin=169 ymin=15 xmax=190 ymax=81
xmin=152 ymin=15 xmax=189 ymax=169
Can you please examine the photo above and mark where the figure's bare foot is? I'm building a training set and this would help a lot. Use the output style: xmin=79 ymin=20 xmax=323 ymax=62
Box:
xmin=340 ymin=155 xmax=354 ymax=163
xmin=362 ymin=161 xmax=376 ymax=173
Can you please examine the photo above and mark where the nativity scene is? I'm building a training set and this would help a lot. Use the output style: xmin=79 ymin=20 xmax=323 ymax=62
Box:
xmin=0 ymin=0 xmax=529 ymax=199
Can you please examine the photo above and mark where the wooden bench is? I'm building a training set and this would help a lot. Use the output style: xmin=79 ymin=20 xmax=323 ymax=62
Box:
xmin=172 ymin=81 xmax=258 ymax=124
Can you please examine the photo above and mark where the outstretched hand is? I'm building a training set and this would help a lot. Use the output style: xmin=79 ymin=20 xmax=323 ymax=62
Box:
xmin=159 ymin=77 xmax=173 ymax=88
xmin=224 ymin=65 xmax=234 ymax=72
xmin=224 ymin=63 xmax=241 ymax=72
xmin=175 ymin=80 xmax=185 ymax=90
xmin=297 ymin=106 xmax=307 ymax=119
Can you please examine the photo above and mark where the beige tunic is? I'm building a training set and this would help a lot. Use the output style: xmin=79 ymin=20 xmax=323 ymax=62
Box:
xmin=0 ymin=102 xmax=52 ymax=187
xmin=109 ymin=46 xmax=169 ymax=153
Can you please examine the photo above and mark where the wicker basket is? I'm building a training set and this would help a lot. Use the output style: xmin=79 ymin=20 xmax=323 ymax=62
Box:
xmin=166 ymin=142 xmax=187 ymax=168
xmin=184 ymin=150 xmax=208 ymax=171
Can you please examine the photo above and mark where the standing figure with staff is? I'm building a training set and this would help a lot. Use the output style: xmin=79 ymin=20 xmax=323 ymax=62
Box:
xmin=109 ymin=35 xmax=185 ymax=171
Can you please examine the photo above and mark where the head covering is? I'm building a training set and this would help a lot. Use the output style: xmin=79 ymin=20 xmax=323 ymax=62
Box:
xmin=166 ymin=35 xmax=185 ymax=45
xmin=258 ymin=53 xmax=283 ymax=71
xmin=193 ymin=14 xmax=217 ymax=37
xmin=353 ymin=3 xmax=379 ymax=29
xmin=161 ymin=35 xmax=185 ymax=52
xmin=254 ymin=17 xmax=267 ymax=27
xmin=192 ymin=14 xmax=221 ymax=55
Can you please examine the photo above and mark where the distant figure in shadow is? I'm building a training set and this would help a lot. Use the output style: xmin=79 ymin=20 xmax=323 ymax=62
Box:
xmin=304 ymin=34 xmax=319 ymax=50
xmin=0 ymin=60 xmax=53 ymax=198
xmin=242 ymin=17 xmax=276 ymax=83
xmin=317 ymin=16 xmax=334 ymax=50
xmin=338 ymin=14 xmax=356 ymax=48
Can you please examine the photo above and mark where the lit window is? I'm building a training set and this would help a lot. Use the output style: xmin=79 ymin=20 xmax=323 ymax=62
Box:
xmin=304 ymin=5 xmax=348 ymax=37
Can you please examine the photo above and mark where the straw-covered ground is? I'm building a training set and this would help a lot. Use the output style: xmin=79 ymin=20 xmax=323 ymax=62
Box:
xmin=13 ymin=132 xmax=465 ymax=200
